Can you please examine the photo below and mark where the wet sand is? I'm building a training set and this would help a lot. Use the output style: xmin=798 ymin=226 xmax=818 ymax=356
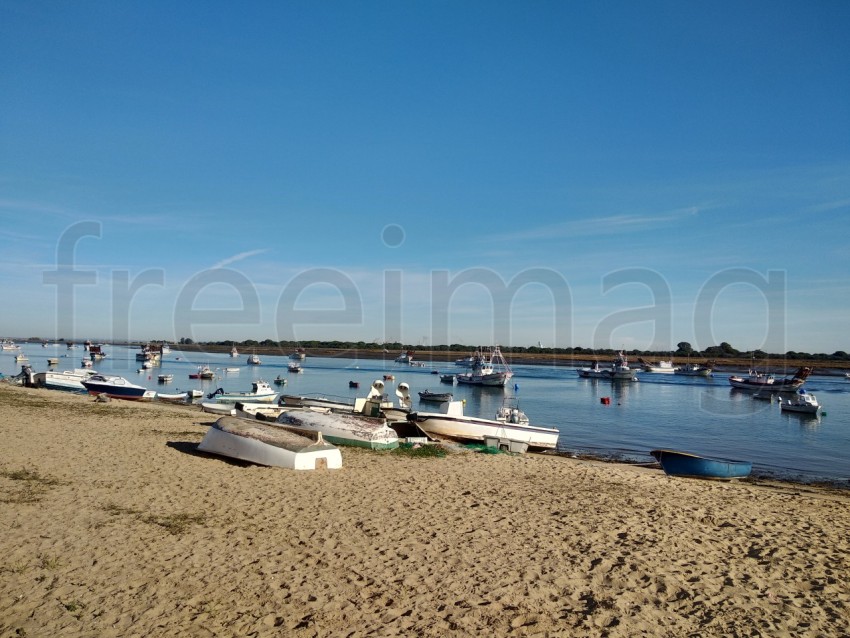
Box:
xmin=1 ymin=383 xmax=848 ymax=636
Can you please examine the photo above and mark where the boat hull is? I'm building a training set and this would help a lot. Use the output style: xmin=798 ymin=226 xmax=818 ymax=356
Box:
xmin=408 ymin=412 xmax=559 ymax=451
xmin=198 ymin=417 xmax=342 ymax=470
xmin=276 ymin=409 xmax=399 ymax=450
xmin=650 ymin=449 xmax=752 ymax=480
xmin=81 ymin=376 xmax=156 ymax=401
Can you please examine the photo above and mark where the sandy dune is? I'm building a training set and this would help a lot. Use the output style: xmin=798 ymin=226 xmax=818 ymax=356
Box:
xmin=1 ymin=383 xmax=848 ymax=636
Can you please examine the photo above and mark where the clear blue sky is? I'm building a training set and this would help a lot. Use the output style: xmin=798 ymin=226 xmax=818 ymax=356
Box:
xmin=2 ymin=1 xmax=849 ymax=353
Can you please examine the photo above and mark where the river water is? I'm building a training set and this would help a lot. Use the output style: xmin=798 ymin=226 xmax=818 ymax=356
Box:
xmin=6 ymin=344 xmax=849 ymax=484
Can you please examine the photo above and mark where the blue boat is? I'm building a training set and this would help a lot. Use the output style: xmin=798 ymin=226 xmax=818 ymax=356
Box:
xmin=650 ymin=449 xmax=752 ymax=480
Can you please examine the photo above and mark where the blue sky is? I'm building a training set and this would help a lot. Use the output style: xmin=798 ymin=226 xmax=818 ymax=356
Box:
xmin=1 ymin=1 xmax=849 ymax=353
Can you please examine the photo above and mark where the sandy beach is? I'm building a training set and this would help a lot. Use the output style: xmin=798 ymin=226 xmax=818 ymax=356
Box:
xmin=1 ymin=383 xmax=848 ymax=637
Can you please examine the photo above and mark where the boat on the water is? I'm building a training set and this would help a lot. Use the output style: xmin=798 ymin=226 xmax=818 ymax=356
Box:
xmin=780 ymin=390 xmax=821 ymax=415
xmin=439 ymin=373 xmax=455 ymax=384
xmin=247 ymin=352 xmax=261 ymax=365
xmin=224 ymin=367 xmax=240 ymax=373
xmin=637 ymin=358 xmax=676 ymax=374
xmin=456 ymin=346 xmax=513 ymax=387
xmin=650 ymin=449 xmax=752 ymax=480
xmin=81 ymin=375 xmax=157 ymax=401
xmin=198 ymin=416 xmax=342 ymax=470
xmin=230 ymin=346 xmax=239 ymax=358
xmin=674 ymin=361 xmax=714 ymax=377
xmin=577 ymin=352 xmax=636 ymax=381
xmin=273 ymin=375 xmax=288 ymax=385
xmin=288 ymin=363 xmax=302 ymax=373
xmin=276 ymin=408 xmax=400 ymax=450
xmin=418 ymin=390 xmax=453 ymax=403
xmin=728 ymin=365 xmax=812 ymax=391
xmin=157 ymin=374 xmax=173 ymax=383
xmin=206 ymin=380 xmax=278 ymax=404
xmin=407 ymin=400 xmax=559 ymax=451
xmin=290 ymin=348 xmax=307 ymax=361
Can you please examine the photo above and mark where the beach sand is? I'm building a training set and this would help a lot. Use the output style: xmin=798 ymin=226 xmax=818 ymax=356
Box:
xmin=1 ymin=383 xmax=848 ymax=637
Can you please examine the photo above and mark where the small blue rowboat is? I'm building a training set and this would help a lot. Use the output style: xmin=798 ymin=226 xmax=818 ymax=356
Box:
xmin=650 ymin=449 xmax=752 ymax=480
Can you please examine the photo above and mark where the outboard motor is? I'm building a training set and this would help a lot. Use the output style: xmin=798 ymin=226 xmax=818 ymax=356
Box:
xmin=207 ymin=387 xmax=225 ymax=399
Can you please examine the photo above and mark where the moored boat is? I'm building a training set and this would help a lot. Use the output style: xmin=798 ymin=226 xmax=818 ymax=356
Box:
xmin=81 ymin=375 xmax=157 ymax=401
xmin=637 ymin=358 xmax=676 ymax=374
xmin=247 ymin=352 xmax=261 ymax=365
xmin=198 ymin=416 xmax=342 ymax=470
xmin=650 ymin=449 xmax=752 ymax=480
xmin=728 ymin=366 xmax=811 ymax=391
xmin=674 ymin=361 xmax=715 ymax=377
xmin=439 ymin=374 xmax=455 ymax=384
xmin=157 ymin=373 xmax=174 ymax=383
xmin=577 ymin=351 xmax=636 ymax=381
xmin=206 ymin=380 xmax=278 ymax=404
xmin=780 ymin=390 xmax=821 ymax=415
xmin=407 ymin=400 xmax=559 ymax=451
xmin=418 ymin=390 xmax=453 ymax=403
xmin=456 ymin=346 xmax=513 ymax=387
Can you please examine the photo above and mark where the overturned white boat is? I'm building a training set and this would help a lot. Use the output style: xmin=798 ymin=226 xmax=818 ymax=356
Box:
xmin=198 ymin=416 xmax=342 ymax=470
xmin=407 ymin=400 xmax=560 ymax=451
xmin=276 ymin=408 xmax=399 ymax=450
xmin=201 ymin=402 xmax=237 ymax=416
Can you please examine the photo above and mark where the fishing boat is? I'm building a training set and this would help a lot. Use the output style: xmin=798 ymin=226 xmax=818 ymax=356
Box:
xmin=637 ymin=358 xmax=676 ymax=374
xmin=407 ymin=400 xmax=559 ymax=451
xmin=81 ymin=375 xmax=157 ymax=401
xmin=440 ymin=374 xmax=455 ymax=384
xmin=276 ymin=408 xmax=399 ymax=450
xmin=456 ymin=346 xmax=513 ymax=387
xmin=247 ymin=352 xmax=261 ymax=365
xmin=650 ymin=449 xmax=752 ymax=480
xmin=418 ymin=390 xmax=453 ymax=403
xmin=198 ymin=416 xmax=342 ymax=470
xmin=288 ymin=363 xmax=302 ymax=373
xmin=674 ymin=361 xmax=715 ymax=377
xmin=395 ymin=350 xmax=414 ymax=364
xmin=290 ymin=348 xmax=307 ymax=361
xmin=454 ymin=355 xmax=475 ymax=368
xmin=779 ymin=390 xmax=821 ymax=415
xmin=157 ymin=373 xmax=173 ymax=383
xmin=206 ymin=380 xmax=278 ymax=404
xmin=189 ymin=365 xmax=215 ymax=380
xmin=577 ymin=352 xmax=636 ymax=381
xmin=728 ymin=365 xmax=812 ymax=391
xmin=230 ymin=346 xmax=239 ymax=357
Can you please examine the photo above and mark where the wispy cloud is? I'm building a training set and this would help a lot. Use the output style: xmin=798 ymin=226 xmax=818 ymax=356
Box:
xmin=211 ymin=249 xmax=270 ymax=269
xmin=805 ymin=198 xmax=850 ymax=214
xmin=483 ymin=206 xmax=701 ymax=242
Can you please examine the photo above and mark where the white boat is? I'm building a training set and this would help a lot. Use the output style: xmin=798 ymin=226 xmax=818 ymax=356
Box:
xmin=200 ymin=401 xmax=237 ymax=416
xmin=224 ymin=367 xmax=240 ymax=373
xmin=637 ymin=358 xmax=676 ymax=374
xmin=47 ymin=358 xmax=59 ymax=366
xmin=81 ymin=375 xmax=157 ymax=401
xmin=206 ymin=380 xmax=278 ymax=404
xmin=157 ymin=374 xmax=174 ymax=383
xmin=157 ymin=392 xmax=189 ymax=403
xmin=395 ymin=350 xmax=414 ymax=364
xmin=189 ymin=389 xmax=204 ymax=399
xmin=577 ymin=352 xmax=636 ymax=381
xmin=40 ymin=368 xmax=98 ymax=392
xmin=1 ymin=340 xmax=19 ymax=350
xmin=407 ymin=400 xmax=559 ymax=451
xmin=780 ymin=390 xmax=821 ymax=415
xmin=495 ymin=397 xmax=530 ymax=425
xmin=198 ymin=416 xmax=342 ymax=470
xmin=247 ymin=353 xmax=261 ymax=365
xmin=288 ymin=363 xmax=302 ymax=373
xmin=276 ymin=409 xmax=399 ymax=450
xmin=234 ymin=401 xmax=289 ymax=421
xmin=290 ymin=348 xmax=306 ymax=360
xmin=15 ymin=353 xmax=29 ymax=362
xmin=80 ymin=359 xmax=93 ymax=368
xmin=454 ymin=355 xmax=475 ymax=368
xmin=674 ymin=359 xmax=715 ymax=377
xmin=230 ymin=346 xmax=239 ymax=358
xmin=456 ymin=346 xmax=513 ymax=387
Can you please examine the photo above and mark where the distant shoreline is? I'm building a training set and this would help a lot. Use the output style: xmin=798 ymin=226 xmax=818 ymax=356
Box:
xmin=170 ymin=344 xmax=850 ymax=375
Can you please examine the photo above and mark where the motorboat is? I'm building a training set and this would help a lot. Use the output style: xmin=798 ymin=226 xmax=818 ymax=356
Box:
xmin=81 ymin=375 xmax=157 ymax=401
xmin=276 ymin=408 xmax=399 ymax=450
xmin=273 ymin=375 xmax=288 ymax=385
xmin=650 ymin=449 xmax=752 ymax=480
xmin=779 ymin=390 xmax=821 ymax=415
xmin=418 ymin=390 xmax=453 ymax=403
xmin=288 ymin=363 xmax=303 ymax=373
xmin=247 ymin=353 xmax=261 ymax=365
xmin=407 ymin=400 xmax=559 ymax=451
xmin=198 ymin=416 xmax=342 ymax=470
xmin=230 ymin=346 xmax=239 ymax=357
xmin=395 ymin=350 xmax=414 ymax=364
xmin=15 ymin=353 xmax=28 ymax=363
xmin=728 ymin=366 xmax=812 ymax=391
xmin=224 ymin=367 xmax=240 ymax=373
xmin=456 ymin=346 xmax=513 ymax=387
xmin=440 ymin=374 xmax=456 ymax=384
xmin=157 ymin=374 xmax=174 ymax=383
xmin=189 ymin=365 xmax=215 ymax=380
xmin=454 ymin=355 xmax=475 ymax=368
xmin=157 ymin=392 xmax=189 ymax=403
xmin=206 ymin=380 xmax=278 ymax=404
xmin=637 ymin=358 xmax=676 ymax=374
xmin=495 ymin=397 xmax=529 ymax=425
xmin=290 ymin=348 xmax=307 ymax=361
xmin=674 ymin=361 xmax=714 ymax=377
xmin=40 ymin=368 xmax=98 ymax=392
xmin=577 ymin=352 xmax=636 ymax=381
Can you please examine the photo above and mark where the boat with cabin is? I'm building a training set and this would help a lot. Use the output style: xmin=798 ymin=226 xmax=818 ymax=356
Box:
xmin=577 ymin=351 xmax=636 ymax=381
xmin=674 ymin=360 xmax=715 ymax=377
xmin=728 ymin=365 xmax=812 ymax=391
xmin=39 ymin=368 xmax=99 ymax=392
xmin=407 ymin=400 xmax=559 ymax=451
xmin=81 ymin=375 xmax=157 ymax=401
xmin=206 ymin=380 xmax=278 ymax=404
xmin=637 ymin=358 xmax=676 ymax=374
xmin=247 ymin=352 xmax=261 ymax=365
xmin=456 ymin=346 xmax=513 ymax=387
xmin=779 ymin=390 xmax=821 ymax=415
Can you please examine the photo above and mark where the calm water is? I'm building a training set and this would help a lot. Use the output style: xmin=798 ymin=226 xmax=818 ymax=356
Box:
xmin=6 ymin=345 xmax=850 ymax=484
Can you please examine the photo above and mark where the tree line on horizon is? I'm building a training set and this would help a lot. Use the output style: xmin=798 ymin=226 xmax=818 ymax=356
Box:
xmin=174 ymin=337 xmax=850 ymax=361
